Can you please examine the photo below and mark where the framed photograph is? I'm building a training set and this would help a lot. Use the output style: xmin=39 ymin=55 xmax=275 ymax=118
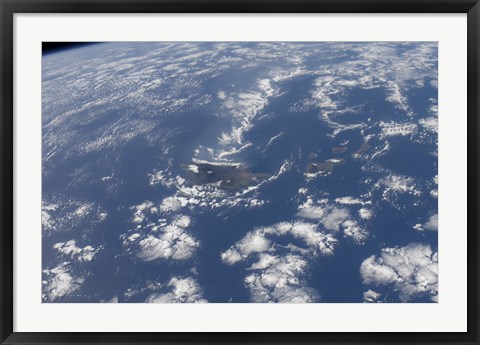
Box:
xmin=1 ymin=0 xmax=479 ymax=344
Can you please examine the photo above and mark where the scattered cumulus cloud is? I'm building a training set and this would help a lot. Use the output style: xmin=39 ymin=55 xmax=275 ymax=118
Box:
xmin=335 ymin=196 xmax=370 ymax=205
xmin=42 ymin=263 xmax=85 ymax=302
xmin=360 ymin=243 xmax=438 ymax=302
xmin=359 ymin=208 xmax=373 ymax=220
xmin=423 ymin=214 xmax=438 ymax=231
xmin=42 ymin=198 xmax=106 ymax=235
xmin=419 ymin=117 xmax=438 ymax=133
xmin=363 ymin=289 xmax=382 ymax=303
xmin=148 ymin=170 xmax=185 ymax=188
xmin=245 ymin=253 xmax=319 ymax=303
xmin=374 ymin=174 xmax=422 ymax=209
xmin=222 ymin=221 xmax=336 ymax=265
xmin=145 ymin=277 xmax=207 ymax=303
xmin=379 ymin=121 xmax=417 ymax=139
xmin=137 ymin=215 xmax=199 ymax=261
xmin=217 ymin=90 xmax=226 ymax=100
xmin=220 ymin=219 xmax=338 ymax=302
xmin=296 ymin=196 xmax=369 ymax=244
xmin=322 ymin=208 xmax=351 ymax=231
xmin=296 ymin=205 xmax=325 ymax=220
xmin=414 ymin=214 xmax=438 ymax=232
xmin=53 ymin=240 xmax=102 ymax=262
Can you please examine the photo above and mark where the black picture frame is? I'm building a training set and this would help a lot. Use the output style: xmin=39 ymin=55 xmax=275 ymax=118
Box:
xmin=1 ymin=1 xmax=479 ymax=344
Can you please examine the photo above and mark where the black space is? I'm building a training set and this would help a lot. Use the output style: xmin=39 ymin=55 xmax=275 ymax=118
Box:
xmin=42 ymin=42 xmax=102 ymax=55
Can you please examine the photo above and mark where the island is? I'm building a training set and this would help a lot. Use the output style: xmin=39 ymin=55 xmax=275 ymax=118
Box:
xmin=331 ymin=146 xmax=348 ymax=154
xmin=352 ymin=141 xmax=371 ymax=160
xmin=181 ymin=163 xmax=271 ymax=190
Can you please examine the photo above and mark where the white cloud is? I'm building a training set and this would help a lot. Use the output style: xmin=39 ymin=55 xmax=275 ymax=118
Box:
xmin=413 ymin=214 xmax=438 ymax=232
xmin=265 ymin=131 xmax=284 ymax=151
xmin=155 ymin=162 xmax=274 ymax=214
xmin=138 ymin=231 xmax=198 ymax=261
xmin=42 ymin=203 xmax=58 ymax=231
xmin=43 ymin=42 xmax=437 ymax=171
xmin=240 ymin=231 xmax=273 ymax=255
xmin=217 ymin=90 xmax=226 ymax=100
xmin=42 ymin=209 xmax=55 ymax=231
xmin=342 ymin=220 xmax=368 ymax=243
xmin=423 ymin=214 xmax=438 ymax=231
xmin=385 ymin=83 xmax=413 ymax=115
xmin=137 ymin=215 xmax=199 ymax=261
xmin=375 ymin=174 xmax=421 ymax=208
xmin=360 ymin=243 xmax=438 ymax=302
xmin=298 ymin=188 xmax=308 ymax=195
xmin=419 ymin=117 xmax=438 ymax=133
xmin=322 ymin=208 xmax=350 ymax=231
xmin=221 ymin=219 xmax=337 ymax=302
xmin=413 ymin=223 xmax=423 ymax=231
xmin=196 ymin=78 xmax=278 ymax=164
xmin=379 ymin=174 xmax=416 ymax=194
xmin=148 ymin=170 xmax=185 ymax=188
xmin=379 ymin=121 xmax=417 ymax=139
xmin=363 ymin=289 xmax=382 ymax=303
xmin=131 ymin=200 xmax=158 ymax=223
xmin=335 ymin=196 xmax=367 ymax=205
xmin=244 ymin=253 xmax=319 ymax=303
xmin=359 ymin=208 xmax=373 ymax=220
xmin=221 ymin=231 xmax=272 ymax=265
xmin=123 ymin=196 xmax=195 ymax=253
xmin=134 ymin=200 xmax=154 ymax=211
xmin=42 ymin=198 xmax=107 ymax=235
xmin=221 ymin=220 xmax=337 ymax=266
xmin=159 ymin=196 xmax=189 ymax=213
xmin=187 ymin=164 xmax=199 ymax=173
xmin=145 ymin=277 xmax=207 ymax=303
xmin=128 ymin=233 xmax=141 ymax=242
xmin=287 ymin=222 xmax=337 ymax=254
xmin=53 ymin=240 xmax=101 ymax=262
xmin=296 ymin=205 xmax=325 ymax=220
xmin=106 ymin=296 xmax=119 ymax=303
xmin=73 ymin=203 xmax=93 ymax=217
xmin=174 ymin=215 xmax=191 ymax=228
xmin=221 ymin=248 xmax=244 ymax=265
xmin=296 ymin=198 xmax=368 ymax=243
xmin=42 ymin=263 xmax=85 ymax=302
